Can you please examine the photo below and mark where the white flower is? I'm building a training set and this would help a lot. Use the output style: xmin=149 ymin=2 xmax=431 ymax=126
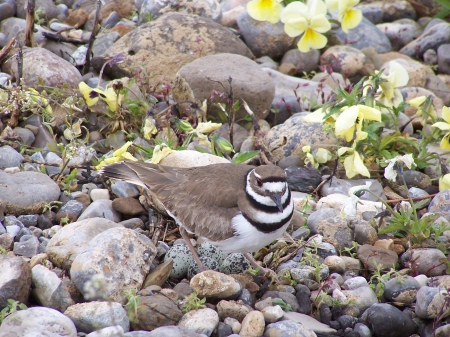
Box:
xmin=384 ymin=154 xmax=415 ymax=181
xmin=341 ymin=182 xmax=372 ymax=219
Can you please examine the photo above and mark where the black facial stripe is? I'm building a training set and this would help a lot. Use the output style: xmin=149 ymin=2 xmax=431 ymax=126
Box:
xmin=241 ymin=209 xmax=294 ymax=233
xmin=246 ymin=188 xmax=291 ymax=214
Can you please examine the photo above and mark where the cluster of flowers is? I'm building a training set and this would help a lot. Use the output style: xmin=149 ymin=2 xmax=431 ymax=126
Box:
xmin=247 ymin=0 xmax=362 ymax=52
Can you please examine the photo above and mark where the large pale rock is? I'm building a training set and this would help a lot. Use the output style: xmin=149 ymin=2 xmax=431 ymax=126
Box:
xmin=0 ymin=255 xmax=31 ymax=308
xmin=0 ymin=170 xmax=60 ymax=215
xmin=173 ymin=53 xmax=274 ymax=121
xmin=45 ymin=218 xmax=123 ymax=270
xmin=2 ymin=47 xmax=82 ymax=88
xmin=70 ymin=227 xmax=157 ymax=304
xmin=93 ymin=12 xmax=253 ymax=84
xmin=159 ymin=150 xmax=230 ymax=167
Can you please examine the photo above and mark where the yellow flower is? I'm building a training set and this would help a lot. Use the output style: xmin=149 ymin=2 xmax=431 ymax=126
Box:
xmin=78 ymin=82 xmax=123 ymax=112
xmin=439 ymin=173 xmax=450 ymax=191
xmin=96 ymin=141 xmax=138 ymax=169
xmin=432 ymin=106 xmax=450 ymax=150
xmin=335 ymin=105 xmax=381 ymax=142
xmin=151 ymin=144 xmax=175 ymax=164
xmin=280 ymin=0 xmax=331 ymax=53
xmin=379 ymin=61 xmax=409 ymax=108
xmin=302 ymin=145 xmax=311 ymax=153
xmin=315 ymin=148 xmax=332 ymax=163
xmin=326 ymin=0 xmax=362 ymax=33
xmin=338 ymin=147 xmax=370 ymax=178
xmin=195 ymin=121 xmax=222 ymax=133
xmin=408 ymin=95 xmax=437 ymax=126
xmin=143 ymin=117 xmax=158 ymax=140
xmin=247 ymin=0 xmax=283 ymax=24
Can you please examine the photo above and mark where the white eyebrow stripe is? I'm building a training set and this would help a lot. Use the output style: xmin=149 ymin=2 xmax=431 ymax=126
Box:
xmin=263 ymin=181 xmax=286 ymax=192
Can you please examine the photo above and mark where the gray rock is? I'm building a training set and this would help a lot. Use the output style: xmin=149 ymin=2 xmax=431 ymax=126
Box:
xmin=307 ymin=208 xmax=353 ymax=251
xmin=429 ymin=189 xmax=450 ymax=221
xmin=357 ymin=2 xmax=384 ymax=24
xmin=2 ymin=47 xmax=82 ymax=88
xmin=357 ymin=244 xmax=398 ymax=271
xmin=64 ymin=301 xmax=130 ymax=333
xmin=103 ymin=11 xmax=120 ymax=29
xmin=0 ymin=306 xmax=77 ymax=336
xmin=341 ymin=287 xmax=378 ymax=316
xmin=264 ymin=113 xmax=336 ymax=163
xmin=77 ymin=199 xmax=121 ymax=222
xmin=56 ymin=200 xmax=84 ymax=222
xmin=178 ymin=308 xmax=219 ymax=336
xmin=383 ymin=276 xmax=419 ymax=305
xmin=20 ymin=115 xmax=57 ymax=150
xmin=281 ymin=311 xmax=336 ymax=335
xmin=45 ymin=217 xmax=123 ymax=269
xmin=137 ymin=326 xmax=204 ymax=337
xmin=111 ymin=180 xmax=140 ymax=198
xmin=261 ymin=291 xmax=300 ymax=313
xmin=285 ymin=166 xmax=322 ymax=193
xmin=13 ymin=235 xmax=40 ymax=257
xmin=237 ymin=11 xmax=294 ymax=59
xmin=0 ymin=255 xmax=31 ymax=308
xmin=93 ymin=32 xmax=121 ymax=57
xmin=376 ymin=19 xmax=421 ymax=51
xmin=132 ymin=294 xmax=184 ymax=331
xmin=400 ymin=22 xmax=450 ymax=59
xmin=0 ymin=3 xmax=15 ymax=22
xmin=281 ymin=49 xmax=320 ymax=75
xmin=438 ymin=44 xmax=450 ymax=74
xmin=173 ymin=53 xmax=274 ymax=122
xmin=70 ymin=227 xmax=156 ymax=304
xmin=12 ymin=127 xmax=36 ymax=146
xmin=31 ymin=264 xmax=76 ymax=312
xmin=332 ymin=16 xmax=392 ymax=53
xmin=93 ymin=12 xmax=253 ymax=84
xmin=0 ymin=145 xmax=24 ymax=168
xmin=360 ymin=303 xmax=417 ymax=337
xmin=402 ymin=248 xmax=447 ymax=276
xmin=16 ymin=0 xmax=59 ymax=20
xmin=0 ymin=17 xmax=51 ymax=45
xmin=18 ymin=214 xmax=39 ymax=227
xmin=44 ymin=152 xmax=65 ymax=175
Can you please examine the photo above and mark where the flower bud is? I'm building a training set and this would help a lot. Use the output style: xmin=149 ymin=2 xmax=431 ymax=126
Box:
xmin=214 ymin=136 xmax=234 ymax=153
xmin=173 ymin=118 xmax=194 ymax=132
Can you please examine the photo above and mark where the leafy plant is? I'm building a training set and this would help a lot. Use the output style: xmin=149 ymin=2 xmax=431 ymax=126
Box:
xmin=124 ymin=289 xmax=140 ymax=324
xmin=180 ymin=292 xmax=206 ymax=313
xmin=0 ymin=299 xmax=27 ymax=324
xmin=368 ymin=265 xmax=400 ymax=300
xmin=272 ymin=298 xmax=292 ymax=312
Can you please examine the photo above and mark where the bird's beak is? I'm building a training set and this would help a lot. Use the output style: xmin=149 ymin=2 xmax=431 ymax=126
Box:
xmin=270 ymin=193 xmax=284 ymax=212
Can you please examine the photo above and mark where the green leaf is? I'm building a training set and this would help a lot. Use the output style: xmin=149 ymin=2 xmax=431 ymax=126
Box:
xmin=232 ymin=150 xmax=260 ymax=164
xmin=194 ymin=146 xmax=209 ymax=154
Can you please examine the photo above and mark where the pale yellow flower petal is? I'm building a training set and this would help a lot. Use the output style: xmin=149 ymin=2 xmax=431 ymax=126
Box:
xmin=310 ymin=15 xmax=332 ymax=33
xmin=338 ymin=146 xmax=353 ymax=157
xmin=325 ymin=0 xmax=338 ymax=11
xmin=407 ymin=96 xmax=426 ymax=108
xmin=113 ymin=141 xmax=133 ymax=157
xmin=340 ymin=8 xmax=362 ymax=33
xmin=195 ymin=121 xmax=222 ymax=133
xmin=143 ymin=117 xmax=158 ymax=140
xmin=344 ymin=151 xmax=370 ymax=178
xmin=441 ymin=133 xmax=450 ymax=150
xmin=298 ymin=29 xmax=328 ymax=52
xmin=315 ymin=148 xmax=332 ymax=163
xmin=303 ymin=108 xmax=326 ymax=123
xmin=151 ymin=144 xmax=175 ymax=164
xmin=283 ymin=17 xmax=308 ymax=37
xmin=387 ymin=61 xmax=409 ymax=88
xmin=79 ymin=82 xmax=99 ymax=107
xmin=439 ymin=173 xmax=450 ymax=191
xmin=432 ymin=122 xmax=450 ymax=131
xmin=247 ymin=0 xmax=283 ymax=24
xmin=335 ymin=106 xmax=358 ymax=142
xmin=302 ymin=145 xmax=311 ymax=153
xmin=442 ymin=106 xmax=450 ymax=123
xmin=121 ymin=152 xmax=138 ymax=162
xmin=357 ymin=105 xmax=381 ymax=121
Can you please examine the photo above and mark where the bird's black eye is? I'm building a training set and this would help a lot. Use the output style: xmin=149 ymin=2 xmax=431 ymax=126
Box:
xmin=256 ymin=178 xmax=263 ymax=187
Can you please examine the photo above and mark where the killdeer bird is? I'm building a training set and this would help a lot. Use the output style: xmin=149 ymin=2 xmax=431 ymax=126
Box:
xmin=99 ymin=162 xmax=294 ymax=273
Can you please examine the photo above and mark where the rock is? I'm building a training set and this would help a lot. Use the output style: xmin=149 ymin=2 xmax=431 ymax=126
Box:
xmin=1 ymin=17 xmax=51 ymax=46
xmin=45 ymin=218 xmax=123 ymax=270
xmin=400 ymin=21 xmax=450 ymax=59
xmin=281 ymin=49 xmax=320 ymax=75
xmin=383 ymin=276 xmax=419 ymax=305
xmin=64 ymin=301 xmax=130 ymax=333
xmin=0 ymin=306 xmax=77 ymax=336
xmin=402 ymin=248 xmax=447 ymax=276
xmin=321 ymin=45 xmax=366 ymax=78
xmin=285 ymin=166 xmax=322 ymax=193
xmin=331 ymin=16 xmax=392 ymax=53
xmin=264 ymin=113 xmax=337 ymax=163
xmin=261 ymin=291 xmax=300 ymax=313
xmin=90 ymin=189 xmax=110 ymax=201
xmin=438 ymin=44 xmax=450 ymax=74
xmin=173 ymin=53 xmax=273 ymax=122
xmin=0 ymin=170 xmax=61 ymax=215
xmin=240 ymin=311 xmax=265 ymax=337
xmin=56 ymin=200 xmax=84 ymax=223
xmin=265 ymin=319 xmax=318 ymax=337
xmin=77 ymin=199 xmax=121 ymax=222
xmin=178 ymin=308 xmax=219 ymax=336
xmin=377 ymin=19 xmax=421 ymax=51
xmin=132 ymin=293 xmax=183 ymax=331
xmin=190 ymin=270 xmax=242 ymax=299
xmin=70 ymin=227 xmax=156 ymax=303
xmin=0 ymin=145 xmax=24 ymax=168
xmin=94 ymin=12 xmax=253 ymax=83
xmin=361 ymin=303 xmax=417 ymax=337
xmin=139 ymin=326 xmax=204 ymax=337
xmin=0 ymin=255 xmax=31 ymax=308
xmin=428 ymin=190 xmax=450 ymax=221
xmin=159 ymin=150 xmax=230 ymax=168
xmin=31 ymin=264 xmax=76 ymax=311
xmin=3 ymin=47 xmax=82 ymax=88
xmin=262 ymin=70 xmax=333 ymax=111
xmin=13 ymin=235 xmax=40 ymax=257
xmin=217 ymin=300 xmax=252 ymax=322
xmin=237 ymin=11 xmax=294 ymax=59
xmin=357 ymin=244 xmax=398 ymax=271
xmin=112 ymin=197 xmax=146 ymax=216
xmin=307 ymin=208 xmax=353 ymax=251
xmin=111 ymin=180 xmax=140 ymax=198
xmin=139 ymin=0 xmax=221 ymax=23
xmin=321 ymin=178 xmax=385 ymax=201
xmin=16 ymin=0 xmax=59 ymax=20
xmin=261 ymin=305 xmax=284 ymax=323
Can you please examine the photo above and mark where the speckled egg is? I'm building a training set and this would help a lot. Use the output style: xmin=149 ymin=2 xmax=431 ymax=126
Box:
xmin=220 ymin=253 xmax=251 ymax=274
xmin=187 ymin=256 xmax=220 ymax=279
xmin=198 ymin=242 xmax=228 ymax=265
xmin=164 ymin=243 xmax=194 ymax=278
